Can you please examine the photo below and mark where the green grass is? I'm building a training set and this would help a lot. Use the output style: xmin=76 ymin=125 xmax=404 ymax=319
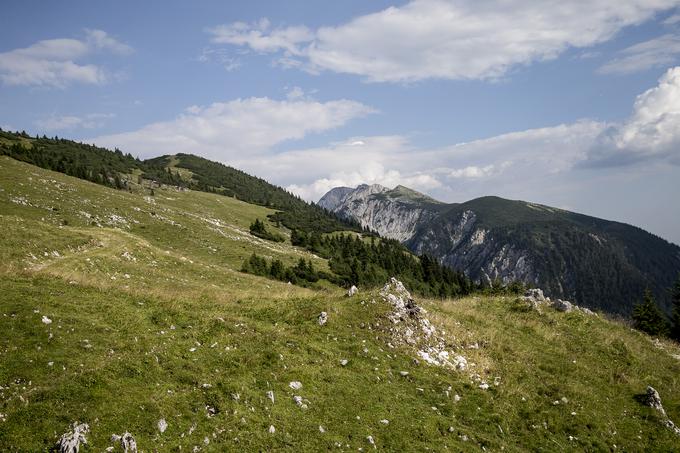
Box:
xmin=1 ymin=156 xmax=680 ymax=451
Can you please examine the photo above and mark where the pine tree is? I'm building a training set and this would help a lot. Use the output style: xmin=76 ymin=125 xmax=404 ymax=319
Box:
xmin=632 ymin=289 xmax=669 ymax=337
xmin=670 ymin=274 xmax=680 ymax=341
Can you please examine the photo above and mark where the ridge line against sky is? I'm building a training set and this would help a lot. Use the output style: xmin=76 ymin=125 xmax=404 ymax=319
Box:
xmin=1 ymin=0 xmax=679 ymax=243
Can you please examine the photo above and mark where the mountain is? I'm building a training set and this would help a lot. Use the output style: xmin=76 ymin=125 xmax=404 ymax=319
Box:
xmin=321 ymin=184 xmax=680 ymax=315
xmin=2 ymin=155 xmax=680 ymax=451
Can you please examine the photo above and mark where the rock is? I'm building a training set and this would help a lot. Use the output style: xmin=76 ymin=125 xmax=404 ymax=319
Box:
xmin=381 ymin=278 xmax=466 ymax=371
xmin=643 ymin=386 xmax=666 ymax=414
xmin=524 ymin=288 xmax=545 ymax=301
xmin=293 ymin=395 xmax=308 ymax=409
xmin=111 ymin=432 xmax=137 ymax=453
xmin=158 ymin=418 xmax=168 ymax=433
xmin=399 ymin=371 xmax=409 ymax=377
xmin=367 ymin=435 xmax=376 ymax=448
xmin=319 ymin=425 xmax=326 ymax=433
xmin=379 ymin=419 xmax=389 ymax=425
xmin=266 ymin=390 xmax=275 ymax=404
xmin=642 ymin=386 xmax=680 ymax=436
xmin=553 ymin=299 xmax=573 ymax=312
xmin=479 ymin=382 xmax=490 ymax=390
xmin=318 ymin=311 xmax=328 ymax=326
xmin=454 ymin=394 xmax=461 ymax=402
xmin=56 ymin=422 xmax=89 ymax=453
xmin=289 ymin=381 xmax=302 ymax=390
xmin=340 ymin=359 xmax=348 ymax=366
xmin=268 ymin=425 xmax=276 ymax=434
xmin=41 ymin=316 xmax=52 ymax=325
xmin=348 ymin=285 xmax=358 ymax=297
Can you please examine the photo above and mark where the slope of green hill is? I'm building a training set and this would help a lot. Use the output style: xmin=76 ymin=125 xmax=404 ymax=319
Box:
xmin=0 ymin=129 xmax=356 ymax=234
xmin=1 ymin=157 xmax=680 ymax=451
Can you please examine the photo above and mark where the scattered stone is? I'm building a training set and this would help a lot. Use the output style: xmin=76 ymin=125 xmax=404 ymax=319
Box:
xmin=293 ymin=395 xmax=308 ymax=409
xmin=524 ymin=288 xmax=545 ymax=302
xmin=348 ymin=285 xmax=358 ymax=297
xmin=289 ymin=381 xmax=302 ymax=390
xmin=553 ymin=299 xmax=573 ymax=313
xmin=158 ymin=418 xmax=168 ymax=434
xmin=366 ymin=435 xmax=376 ymax=448
xmin=268 ymin=425 xmax=276 ymax=434
xmin=41 ymin=316 xmax=52 ymax=325
xmin=448 ymin=426 xmax=455 ymax=433
xmin=318 ymin=312 xmax=328 ymax=326
xmin=454 ymin=394 xmax=461 ymax=402
xmin=266 ymin=390 xmax=275 ymax=404
xmin=319 ymin=425 xmax=326 ymax=433
xmin=111 ymin=432 xmax=138 ymax=453
xmin=56 ymin=422 xmax=89 ymax=453
xmin=399 ymin=371 xmax=409 ymax=377
xmin=479 ymin=382 xmax=490 ymax=390
xmin=641 ymin=386 xmax=680 ymax=436
xmin=340 ymin=359 xmax=348 ymax=366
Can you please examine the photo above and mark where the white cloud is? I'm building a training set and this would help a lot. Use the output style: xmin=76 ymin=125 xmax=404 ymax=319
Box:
xmin=280 ymin=122 xmax=604 ymax=202
xmin=210 ymin=0 xmax=680 ymax=82
xmin=447 ymin=165 xmax=496 ymax=179
xmin=35 ymin=113 xmax=115 ymax=131
xmin=90 ymin=97 xmax=375 ymax=159
xmin=208 ymin=18 xmax=313 ymax=55
xmin=0 ymin=29 xmax=131 ymax=87
xmin=84 ymin=29 xmax=133 ymax=55
xmin=663 ymin=13 xmax=680 ymax=24
xmin=587 ymin=66 xmax=680 ymax=165
xmin=598 ymin=33 xmax=680 ymax=74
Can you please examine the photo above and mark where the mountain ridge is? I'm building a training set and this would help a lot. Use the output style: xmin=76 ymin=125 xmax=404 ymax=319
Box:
xmin=321 ymin=184 xmax=680 ymax=315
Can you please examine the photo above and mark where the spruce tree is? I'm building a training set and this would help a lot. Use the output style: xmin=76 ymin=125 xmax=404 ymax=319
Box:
xmin=632 ymin=289 xmax=669 ymax=337
xmin=670 ymin=274 xmax=680 ymax=341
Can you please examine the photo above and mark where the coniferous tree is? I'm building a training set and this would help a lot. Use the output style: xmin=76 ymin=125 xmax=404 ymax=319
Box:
xmin=670 ymin=274 xmax=680 ymax=341
xmin=632 ymin=289 xmax=669 ymax=337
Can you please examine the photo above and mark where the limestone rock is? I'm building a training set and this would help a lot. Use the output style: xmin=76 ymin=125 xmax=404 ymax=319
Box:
xmin=56 ymin=422 xmax=89 ymax=453
xmin=318 ymin=311 xmax=328 ymax=326
xmin=348 ymin=285 xmax=358 ymax=297
xmin=111 ymin=432 xmax=138 ymax=453
xmin=553 ymin=299 xmax=573 ymax=312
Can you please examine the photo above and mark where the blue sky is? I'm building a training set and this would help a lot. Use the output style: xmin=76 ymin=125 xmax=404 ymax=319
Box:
xmin=1 ymin=0 xmax=679 ymax=244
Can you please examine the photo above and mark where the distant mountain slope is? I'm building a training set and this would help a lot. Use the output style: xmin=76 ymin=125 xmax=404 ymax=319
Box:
xmin=0 ymin=129 xmax=356 ymax=234
xmin=322 ymin=185 xmax=680 ymax=315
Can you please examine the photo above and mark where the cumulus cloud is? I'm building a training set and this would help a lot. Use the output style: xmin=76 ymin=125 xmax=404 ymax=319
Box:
xmin=90 ymin=97 xmax=375 ymax=159
xmin=598 ymin=33 xmax=680 ymax=74
xmin=35 ymin=113 xmax=115 ymax=131
xmin=587 ymin=66 xmax=680 ymax=166
xmin=0 ymin=29 xmax=131 ymax=87
xmin=280 ymin=122 xmax=604 ymax=202
xmin=208 ymin=0 xmax=679 ymax=82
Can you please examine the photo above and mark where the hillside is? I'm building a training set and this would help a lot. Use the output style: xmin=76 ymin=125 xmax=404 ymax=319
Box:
xmin=0 ymin=129 xmax=356 ymax=234
xmin=1 ymin=157 xmax=680 ymax=450
xmin=322 ymin=185 xmax=680 ymax=316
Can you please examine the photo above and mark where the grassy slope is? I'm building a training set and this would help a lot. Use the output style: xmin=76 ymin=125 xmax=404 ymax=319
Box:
xmin=1 ymin=157 xmax=680 ymax=451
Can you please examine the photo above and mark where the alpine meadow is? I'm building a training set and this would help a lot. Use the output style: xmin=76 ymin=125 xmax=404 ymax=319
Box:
xmin=2 ymin=1 xmax=680 ymax=452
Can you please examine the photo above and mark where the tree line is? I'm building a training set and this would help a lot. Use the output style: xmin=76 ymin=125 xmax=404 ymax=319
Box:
xmin=631 ymin=275 xmax=680 ymax=341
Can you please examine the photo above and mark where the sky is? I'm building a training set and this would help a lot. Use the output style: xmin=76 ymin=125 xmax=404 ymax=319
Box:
xmin=1 ymin=0 xmax=679 ymax=244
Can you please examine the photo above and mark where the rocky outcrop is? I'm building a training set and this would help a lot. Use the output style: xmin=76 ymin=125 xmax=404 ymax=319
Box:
xmin=56 ymin=422 xmax=89 ymax=453
xmin=642 ymin=386 xmax=680 ymax=436
xmin=317 ymin=186 xmax=353 ymax=211
xmin=380 ymin=278 xmax=466 ymax=370
xmin=330 ymin=184 xmax=442 ymax=242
